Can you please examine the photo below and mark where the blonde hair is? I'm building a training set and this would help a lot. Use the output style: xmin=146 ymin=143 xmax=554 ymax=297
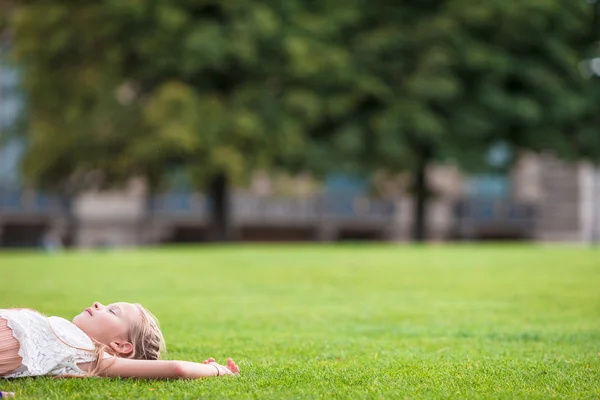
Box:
xmin=129 ymin=304 xmax=166 ymax=361
xmin=47 ymin=304 xmax=166 ymax=377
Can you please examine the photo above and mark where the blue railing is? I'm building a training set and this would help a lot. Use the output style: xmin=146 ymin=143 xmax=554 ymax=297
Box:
xmin=453 ymin=197 xmax=536 ymax=237
xmin=0 ymin=187 xmax=67 ymax=214
xmin=148 ymin=192 xmax=395 ymax=222
xmin=148 ymin=193 xmax=209 ymax=214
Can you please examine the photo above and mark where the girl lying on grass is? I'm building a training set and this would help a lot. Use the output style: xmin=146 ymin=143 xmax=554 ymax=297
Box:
xmin=0 ymin=302 xmax=239 ymax=398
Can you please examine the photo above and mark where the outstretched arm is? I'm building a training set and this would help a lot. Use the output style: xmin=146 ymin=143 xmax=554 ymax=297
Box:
xmin=78 ymin=357 xmax=239 ymax=379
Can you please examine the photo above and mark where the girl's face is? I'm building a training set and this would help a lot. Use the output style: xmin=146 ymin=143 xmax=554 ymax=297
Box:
xmin=72 ymin=301 xmax=139 ymax=355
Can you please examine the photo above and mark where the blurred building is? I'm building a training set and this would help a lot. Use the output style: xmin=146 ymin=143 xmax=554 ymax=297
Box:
xmin=2 ymin=156 xmax=599 ymax=248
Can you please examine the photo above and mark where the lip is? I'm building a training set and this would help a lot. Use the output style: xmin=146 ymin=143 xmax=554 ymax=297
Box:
xmin=85 ymin=308 xmax=93 ymax=316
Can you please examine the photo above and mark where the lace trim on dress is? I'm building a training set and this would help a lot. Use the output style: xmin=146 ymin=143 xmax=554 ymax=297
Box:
xmin=0 ymin=310 xmax=100 ymax=378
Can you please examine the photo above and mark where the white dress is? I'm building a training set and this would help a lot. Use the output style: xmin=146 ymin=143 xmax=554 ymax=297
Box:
xmin=0 ymin=309 xmax=108 ymax=378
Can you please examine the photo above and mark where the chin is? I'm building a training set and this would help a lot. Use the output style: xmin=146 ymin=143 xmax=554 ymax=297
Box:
xmin=72 ymin=313 xmax=84 ymax=325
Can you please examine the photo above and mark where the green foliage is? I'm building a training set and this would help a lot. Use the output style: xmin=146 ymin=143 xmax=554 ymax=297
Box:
xmin=308 ymin=0 xmax=597 ymax=172
xmin=5 ymin=0 xmax=599 ymax=193
xmin=1 ymin=245 xmax=599 ymax=398
xmin=8 ymin=2 xmax=283 ymax=189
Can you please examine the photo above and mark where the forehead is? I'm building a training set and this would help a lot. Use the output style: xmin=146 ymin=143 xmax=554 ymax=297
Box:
xmin=112 ymin=302 xmax=140 ymax=322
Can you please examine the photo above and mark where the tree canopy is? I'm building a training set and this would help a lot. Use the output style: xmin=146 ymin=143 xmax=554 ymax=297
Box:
xmin=306 ymin=0 xmax=598 ymax=239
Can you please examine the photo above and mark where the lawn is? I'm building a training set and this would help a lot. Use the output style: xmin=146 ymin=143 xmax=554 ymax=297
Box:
xmin=1 ymin=245 xmax=599 ymax=399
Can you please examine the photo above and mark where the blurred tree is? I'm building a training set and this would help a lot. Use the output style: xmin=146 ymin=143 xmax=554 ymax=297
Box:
xmin=6 ymin=1 xmax=329 ymax=241
xmin=302 ymin=0 xmax=597 ymax=241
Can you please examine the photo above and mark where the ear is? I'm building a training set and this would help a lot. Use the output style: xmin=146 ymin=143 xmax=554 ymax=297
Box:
xmin=110 ymin=340 xmax=134 ymax=356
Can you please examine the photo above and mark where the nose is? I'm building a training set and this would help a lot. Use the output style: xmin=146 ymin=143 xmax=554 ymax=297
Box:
xmin=92 ymin=302 xmax=104 ymax=310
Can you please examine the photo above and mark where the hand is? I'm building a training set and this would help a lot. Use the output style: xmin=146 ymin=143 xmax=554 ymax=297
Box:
xmin=203 ymin=357 xmax=240 ymax=376
xmin=0 ymin=391 xmax=15 ymax=398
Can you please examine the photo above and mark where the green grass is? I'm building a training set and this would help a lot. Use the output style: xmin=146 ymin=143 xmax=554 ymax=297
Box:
xmin=1 ymin=244 xmax=599 ymax=399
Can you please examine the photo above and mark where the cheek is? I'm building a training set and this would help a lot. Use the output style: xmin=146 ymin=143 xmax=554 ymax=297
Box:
xmin=98 ymin=317 xmax=127 ymax=339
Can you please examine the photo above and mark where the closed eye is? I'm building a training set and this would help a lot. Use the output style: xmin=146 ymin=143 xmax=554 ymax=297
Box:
xmin=110 ymin=309 xmax=117 ymax=315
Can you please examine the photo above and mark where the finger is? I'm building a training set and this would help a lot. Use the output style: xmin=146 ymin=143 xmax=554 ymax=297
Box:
xmin=208 ymin=357 xmax=215 ymax=363
xmin=228 ymin=360 xmax=238 ymax=372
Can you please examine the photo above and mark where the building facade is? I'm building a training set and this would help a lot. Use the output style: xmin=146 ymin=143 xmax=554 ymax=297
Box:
xmin=1 ymin=155 xmax=599 ymax=248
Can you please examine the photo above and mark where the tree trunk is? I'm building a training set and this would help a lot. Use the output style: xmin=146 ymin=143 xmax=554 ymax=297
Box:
xmin=60 ymin=194 xmax=78 ymax=248
xmin=207 ymin=172 xmax=231 ymax=242
xmin=412 ymin=150 xmax=432 ymax=243
xmin=139 ymin=193 xmax=152 ymax=246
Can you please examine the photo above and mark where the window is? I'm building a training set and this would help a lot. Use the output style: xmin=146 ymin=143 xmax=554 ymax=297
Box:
xmin=466 ymin=142 xmax=512 ymax=198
